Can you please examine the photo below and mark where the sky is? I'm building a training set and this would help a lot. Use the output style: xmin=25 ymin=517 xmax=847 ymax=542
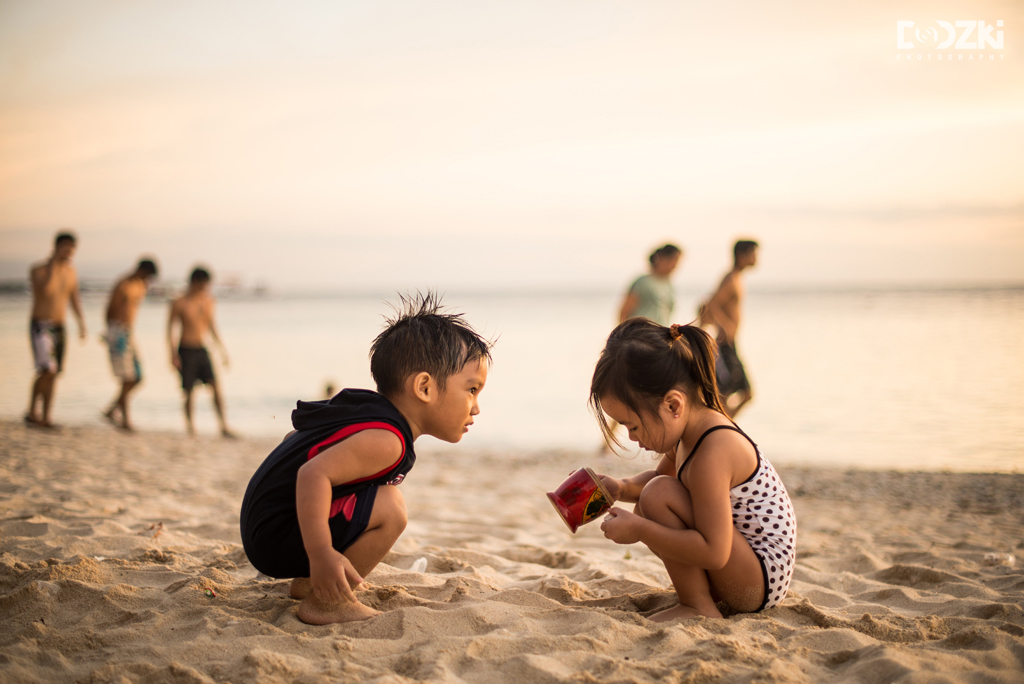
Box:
xmin=0 ymin=0 xmax=1022 ymax=292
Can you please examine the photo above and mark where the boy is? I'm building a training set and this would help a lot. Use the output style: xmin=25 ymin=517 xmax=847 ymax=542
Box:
xmin=700 ymin=239 xmax=758 ymax=417
xmin=167 ymin=267 xmax=236 ymax=437
xmin=26 ymin=231 xmax=87 ymax=428
xmin=240 ymin=294 xmax=491 ymax=625
xmin=103 ymin=258 xmax=158 ymax=431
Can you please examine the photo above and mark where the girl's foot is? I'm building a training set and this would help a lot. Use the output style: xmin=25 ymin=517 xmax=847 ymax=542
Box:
xmin=649 ymin=602 xmax=723 ymax=622
xmin=289 ymin=577 xmax=312 ymax=599
xmin=296 ymin=594 xmax=378 ymax=625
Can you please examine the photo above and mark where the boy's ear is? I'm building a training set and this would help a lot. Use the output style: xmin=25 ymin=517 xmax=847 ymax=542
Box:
xmin=411 ymin=372 xmax=434 ymax=403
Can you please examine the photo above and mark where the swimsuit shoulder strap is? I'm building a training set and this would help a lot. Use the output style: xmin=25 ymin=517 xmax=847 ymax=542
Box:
xmin=677 ymin=424 xmax=758 ymax=481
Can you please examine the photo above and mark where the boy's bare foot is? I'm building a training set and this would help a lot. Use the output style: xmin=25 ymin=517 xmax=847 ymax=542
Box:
xmin=289 ymin=577 xmax=312 ymax=599
xmin=221 ymin=429 xmax=239 ymax=439
xmin=102 ymin=409 xmax=119 ymax=426
xmin=116 ymin=422 xmax=135 ymax=433
xmin=649 ymin=602 xmax=722 ymax=622
xmin=296 ymin=594 xmax=378 ymax=625
xmin=24 ymin=414 xmax=39 ymax=426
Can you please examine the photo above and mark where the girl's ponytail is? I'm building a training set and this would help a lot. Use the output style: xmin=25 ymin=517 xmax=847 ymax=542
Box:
xmin=670 ymin=324 xmax=729 ymax=417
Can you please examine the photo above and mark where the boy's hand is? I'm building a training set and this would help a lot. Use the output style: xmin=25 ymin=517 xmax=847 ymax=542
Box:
xmin=600 ymin=508 xmax=642 ymax=545
xmin=308 ymin=547 xmax=363 ymax=604
xmin=598 ymin=474 xmax=623 ymax=502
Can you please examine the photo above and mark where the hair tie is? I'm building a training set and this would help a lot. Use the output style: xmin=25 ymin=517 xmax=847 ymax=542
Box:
xmin=669 ymin=324 xmax=684 ymax=341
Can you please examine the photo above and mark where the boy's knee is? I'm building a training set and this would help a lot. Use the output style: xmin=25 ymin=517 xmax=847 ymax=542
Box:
xmin=374 ymin=486 xmax=408 ymax=535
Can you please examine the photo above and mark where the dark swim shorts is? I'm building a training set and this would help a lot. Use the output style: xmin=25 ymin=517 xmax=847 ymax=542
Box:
xmin=716 ymin=340 xmax=750 ymax=397
xmin=243 ymin=486 xmax=378 ymax=579
xmin=178 ymin=346 xmax=215 ymax=390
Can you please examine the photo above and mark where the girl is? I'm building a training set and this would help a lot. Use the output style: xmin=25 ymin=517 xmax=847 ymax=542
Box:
xmin=591 ymin=318 xmax=795 ymax=621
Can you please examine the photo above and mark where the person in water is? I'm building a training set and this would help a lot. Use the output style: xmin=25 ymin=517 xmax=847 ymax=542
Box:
xmin=240 ymin=293 xmax=492 ymax=625
xmin=591 ymin=318 xmax=796 ymax=620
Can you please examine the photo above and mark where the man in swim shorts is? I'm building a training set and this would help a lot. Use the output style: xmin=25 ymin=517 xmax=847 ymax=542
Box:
xmin=700 ymin=240 xmax=758 ymax=417
xmin=167 ymin=266 xmax=236 ymax=437
xmin=103 ymin=258 xmax=158 ymax=431
xmin=25 ymin=231 xmax=87 ymax=428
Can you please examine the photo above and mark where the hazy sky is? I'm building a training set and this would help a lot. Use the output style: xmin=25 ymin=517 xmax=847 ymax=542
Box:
xmin=1 ymin=0 xmax=1021 ymax=291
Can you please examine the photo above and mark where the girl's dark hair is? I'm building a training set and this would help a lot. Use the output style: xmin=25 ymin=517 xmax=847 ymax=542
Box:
xmin=370 ymin=292 xmax=493 ymax=398
xmin=589 ymin=318 xmax=728 ymax=448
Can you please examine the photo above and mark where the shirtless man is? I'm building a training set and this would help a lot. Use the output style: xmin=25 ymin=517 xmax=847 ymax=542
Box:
xmin=700 ymin=240 xmax=758 ymax=417
xmin=103 ymin=259 xmax=158 ymax=430
xmin=167 ymin=267 xmax=235 ymax=437
xmin=25 ymin=232 xmax=87 ymax=428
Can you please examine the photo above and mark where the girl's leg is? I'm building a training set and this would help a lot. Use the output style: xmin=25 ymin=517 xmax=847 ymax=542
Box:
xmin=635 ymin=475 xmax=764 ymax=620
xmin=296 ymin=485 xmax=408 ymax=625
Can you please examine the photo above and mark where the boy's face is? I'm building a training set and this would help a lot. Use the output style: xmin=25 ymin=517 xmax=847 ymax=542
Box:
xmin=54 ymin=242 xmax=76 ymax=262
xmin=428 ymin=356 xmax=488 ymax=443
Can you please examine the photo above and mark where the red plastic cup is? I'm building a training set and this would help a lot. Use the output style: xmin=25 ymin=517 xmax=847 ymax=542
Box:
xmin=546 ymin=467 xmax=614 ymax=533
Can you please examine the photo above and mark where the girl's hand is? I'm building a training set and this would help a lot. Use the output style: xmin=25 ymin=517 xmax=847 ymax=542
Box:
xmin=598 ymin=474 xmax=623 ymax=502
xmin=308 ymin=547 xmax=363 ymax=604
xmin=600 ymin=507 xmax=642 ymax=544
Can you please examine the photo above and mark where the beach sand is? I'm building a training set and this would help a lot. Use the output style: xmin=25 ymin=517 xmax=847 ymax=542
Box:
xmin=1 ymin=420 xmax=1022 ymax=683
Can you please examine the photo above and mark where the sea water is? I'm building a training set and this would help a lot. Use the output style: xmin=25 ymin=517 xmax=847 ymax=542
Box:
xmin=1 ymin=287 xmax=1021 ymax=472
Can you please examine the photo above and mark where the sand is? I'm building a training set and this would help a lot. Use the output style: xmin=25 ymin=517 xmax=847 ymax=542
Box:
xmin=1 ymin=419 xmax=1022 ymax=683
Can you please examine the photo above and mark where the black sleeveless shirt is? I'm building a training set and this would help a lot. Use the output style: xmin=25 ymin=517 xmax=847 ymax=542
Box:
xmin=239 ymin=389 xmax=416 ymax=542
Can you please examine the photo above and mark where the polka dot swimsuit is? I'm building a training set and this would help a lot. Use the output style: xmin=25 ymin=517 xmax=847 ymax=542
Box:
xmin=676 ymin=425 xmax=797 ymax=611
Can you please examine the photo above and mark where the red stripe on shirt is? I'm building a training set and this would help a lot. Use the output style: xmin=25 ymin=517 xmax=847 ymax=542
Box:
xmin=306 ymin=421 xmax=406 ymax=485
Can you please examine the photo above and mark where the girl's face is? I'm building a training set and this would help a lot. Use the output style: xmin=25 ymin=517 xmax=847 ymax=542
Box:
xmin=600 ymin=393 xmax=685 ymax=453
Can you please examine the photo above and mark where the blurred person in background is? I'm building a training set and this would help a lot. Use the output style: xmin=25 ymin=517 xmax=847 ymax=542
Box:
xmin=168 ymin=266 xmax=236 ymax=438
xmin=700 ymin=240 xmax=758 ymax=417
xmin=25 ymin=231 xmax=87 ymax=428
xmin=103 ymin=258 xmax=158 ymax=431
xmin=619 ymin=244 xmax=683 ymax=325
xmin=602 ymin=243 xmax=683 ymax=451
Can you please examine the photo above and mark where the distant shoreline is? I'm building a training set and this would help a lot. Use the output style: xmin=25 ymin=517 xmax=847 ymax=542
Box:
xmin=1 ymin=279 xmax=1023 ymax=299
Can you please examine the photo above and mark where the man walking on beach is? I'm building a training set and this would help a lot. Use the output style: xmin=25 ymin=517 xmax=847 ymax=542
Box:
xmin=167 ymin=267 xmax=236 ymax=438
xmin=25 ymin=232 xmax=87 ymax=428
xmin=700 ymin=240 xmax=758 ymax=417
xmin=103 ymin=259 xmax=158 ymax=431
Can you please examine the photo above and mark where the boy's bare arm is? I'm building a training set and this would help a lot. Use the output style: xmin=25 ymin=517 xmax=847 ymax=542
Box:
xmin=295 ymin=430 xmax=404 ymax=602
xmin=208 ymin=300 xmax=229 ymax=367
xmin=69 ymin=274 xmax=86 ymax=339
xmin=167 ymin=300 xmax=181 ymax=369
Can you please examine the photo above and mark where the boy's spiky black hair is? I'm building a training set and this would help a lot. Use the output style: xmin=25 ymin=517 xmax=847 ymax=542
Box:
xmin=369 ymin=291 xmax=492 ymax=398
